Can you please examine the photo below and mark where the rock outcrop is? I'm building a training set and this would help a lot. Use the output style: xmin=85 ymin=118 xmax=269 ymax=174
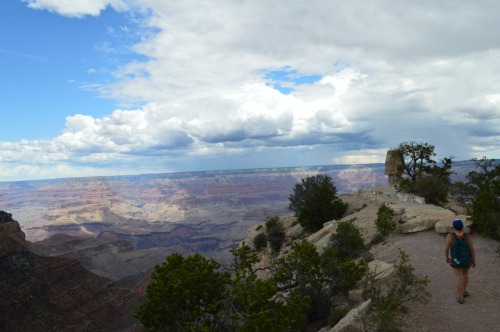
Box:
xmin=0 ymin=252 xmax=143 ymax=331
xmin=384 ymin=149 xmax=403 ymax=185
xmin=329 ymin=300 xmax=371 ymax=332
xmin=0 ymin=211 xmax=27 ymax=257
xmin=0 ymin=211 xmax=143 ymax=331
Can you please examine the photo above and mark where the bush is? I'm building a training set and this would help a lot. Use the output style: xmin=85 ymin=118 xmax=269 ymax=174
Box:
xmin=136 ymin=245 xmax=310 ymax=331
xmin=329 ymin=220 xmax=365 ymax=259
xmin=289 ymin=175 xmax=348 ymax=232
xmin=462 ymin=158 xmax=500 ymax=239
xmin=135 ymin=253 xmax=231 ymax=331
xmin=364 ymin=249 xmax=429 ymax=332
xmin=253 ymin=232 xmax=268 ymax=251
xmin=413 ymin=175 xmax=449 ymax=205
xmin=375 ymin=203 xmax=396 ymax=236
xmin=265 ymin=216 xmax=285 ymax=253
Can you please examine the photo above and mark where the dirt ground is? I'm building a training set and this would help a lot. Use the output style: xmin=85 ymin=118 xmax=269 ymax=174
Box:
xmin=370 ymin=230 xmax=500 ymax=332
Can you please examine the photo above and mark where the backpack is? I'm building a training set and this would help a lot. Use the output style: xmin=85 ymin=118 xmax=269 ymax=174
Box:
xmin=450 ymin=232 xmax=471 ymax=268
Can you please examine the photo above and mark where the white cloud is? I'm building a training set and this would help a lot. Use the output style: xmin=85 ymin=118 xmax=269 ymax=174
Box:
xmin=3 ymin=0 xmax=500 ymax=181
xmin=22 ymin=0 xmax=128 ymax=17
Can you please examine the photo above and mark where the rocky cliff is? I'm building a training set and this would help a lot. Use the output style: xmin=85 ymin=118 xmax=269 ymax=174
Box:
xmin=0 ymin=211 xmax=27 ymax=257
xmin=0 ymin=212 xmax=142 ymax=332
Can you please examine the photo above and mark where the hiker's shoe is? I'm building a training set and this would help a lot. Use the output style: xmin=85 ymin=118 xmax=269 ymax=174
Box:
xmin=463 ymin=291 xmax=470 ymax=297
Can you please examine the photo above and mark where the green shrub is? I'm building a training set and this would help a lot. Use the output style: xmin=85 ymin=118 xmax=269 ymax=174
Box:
xmin=265 ymin=216 xmax=285 ymax=253
xmin=375 ymin=203 xmax=396 ymax=236
xmin=329 ymin=220 xmax=365 ymax=259
xmin=364 ymin=249 xmax=429 ymax=332
xmin=289 ymin=175 xmax=348 ymax=232
xmin=413 ymin=175 xmax=449 ymax=205
xmin=253 ymin=232 xmax=268 ymax=251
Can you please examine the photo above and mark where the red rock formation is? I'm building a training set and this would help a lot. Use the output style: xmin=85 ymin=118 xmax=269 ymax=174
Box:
xmin=0 ymin=252 xmax=143 ymax=331
xmin=0 ymin=213 xmax=144 ymax=331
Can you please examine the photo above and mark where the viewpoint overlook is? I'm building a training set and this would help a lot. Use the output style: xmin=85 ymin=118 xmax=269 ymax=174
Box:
xmin=0 ymin=159 xmax=498 ymax=331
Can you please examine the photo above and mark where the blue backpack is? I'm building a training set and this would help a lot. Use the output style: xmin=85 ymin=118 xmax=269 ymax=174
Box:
xmin=451 ymin=232 xmax=471 ymax=268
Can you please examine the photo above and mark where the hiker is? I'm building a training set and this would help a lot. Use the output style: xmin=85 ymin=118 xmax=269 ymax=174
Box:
xmin=445 ymin=219 xmax=476 ymax=304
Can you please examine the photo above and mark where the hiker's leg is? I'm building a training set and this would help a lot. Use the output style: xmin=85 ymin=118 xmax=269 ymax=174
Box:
xmin=463 ymin=268 xmax=469 ymax=293
xmin=453 ymin=268 xmax=465 ymax=298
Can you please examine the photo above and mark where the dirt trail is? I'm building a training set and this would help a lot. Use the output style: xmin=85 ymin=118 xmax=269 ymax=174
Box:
xmin=371 ymin=230 xmax=500 ymax=332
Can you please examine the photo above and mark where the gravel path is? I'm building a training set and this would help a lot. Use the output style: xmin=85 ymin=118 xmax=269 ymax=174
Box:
xmin=371 ymin=230 xmax=500 ymax=332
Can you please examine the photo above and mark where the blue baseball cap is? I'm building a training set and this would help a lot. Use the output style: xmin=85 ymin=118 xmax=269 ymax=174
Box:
xmin=452 ymin=219 xmax=464 ymax=230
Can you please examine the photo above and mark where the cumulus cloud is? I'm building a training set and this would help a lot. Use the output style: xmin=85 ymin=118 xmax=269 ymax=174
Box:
xmin=3 ymin=0 xmax=500 ymax=181
xmin=22 ymin=0 xmax=128 ymax=17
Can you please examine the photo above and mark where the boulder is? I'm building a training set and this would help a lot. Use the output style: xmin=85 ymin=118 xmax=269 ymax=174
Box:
xmin=435 ymin=215 xmax=471 ymax=234
xmin=397 ymin=206 xmax=465 ymax=234
xmin=308 ymin=220 xmax=338 ymax=250
xmin=367 ymin=260 xmax=395 ymax=281
xmin=395 ymin=193 xmax=425 ymax=204
xmin=330 ymin=299 xmax=371 ymax=332
xmin=398 ymin=218 xmax=439 ymax=233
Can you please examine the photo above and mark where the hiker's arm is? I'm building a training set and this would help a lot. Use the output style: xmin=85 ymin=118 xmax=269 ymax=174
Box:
xmin=468 ymin=235 xmax=476 ymax=267
xmin=445 ymin=234 xmax=452 ymax=263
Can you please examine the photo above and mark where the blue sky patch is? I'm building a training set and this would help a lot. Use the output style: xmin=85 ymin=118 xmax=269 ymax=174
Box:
xmin=262 ymin=67 xmax=322 ymax=94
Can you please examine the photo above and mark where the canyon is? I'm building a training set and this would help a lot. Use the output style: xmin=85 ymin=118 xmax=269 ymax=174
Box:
xmin=0 ymin=161 xmax=482 ymax=331
xmin=0 ymin=161 xmax=473 ymax=282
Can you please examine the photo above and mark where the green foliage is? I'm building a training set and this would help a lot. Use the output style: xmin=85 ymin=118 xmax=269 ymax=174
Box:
xmin=272 ymin=240 xmax=365 ymax=323
xmin=394 ymin=142 xmax=454 ymax=206
xmin=273 ymin=241 xmax=322 ymax=293
xmin=320 ymin=222 xmax=368 ymax=295
xmin=135 ymin=253 xmax=231 ymax=331
xmin=265 ymin=216 xmax=285 ymax=253
xmin=136 ymin=244 xmax=309 ymax=331
xmin=396 ymin=141 xmax=436 ymax=183
xmin=253 ymin=232 xmax=267 ymax=251
xmin=229 ymin=243 xmax=309 ymax=331
xmin=364 ymin=249 xmax=429 ymax=332
xmin=413 ymin=175 xmax=449 ymax=205
xmin=321 ymin=248 xmax=367 ymax=295
xmin=465 ymin=158 xmax=500 ymax=239
xmin=373 ymin=309 xmax=402 ymax=332
xmin=329 ymin=220 xmax=365 ymax=259
xmin=375 ymin=203 xmax=396 ymax=236
xmin=289 ymin=174 xmax=348 ymax=232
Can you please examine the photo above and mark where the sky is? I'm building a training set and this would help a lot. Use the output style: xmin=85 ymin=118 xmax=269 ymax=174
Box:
xmin=1 ymin=0 xmax=499 ymax=182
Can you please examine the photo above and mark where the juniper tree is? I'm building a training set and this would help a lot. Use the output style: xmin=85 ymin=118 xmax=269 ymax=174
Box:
xmin=289 ymin=174 xmax=347 ymax=232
